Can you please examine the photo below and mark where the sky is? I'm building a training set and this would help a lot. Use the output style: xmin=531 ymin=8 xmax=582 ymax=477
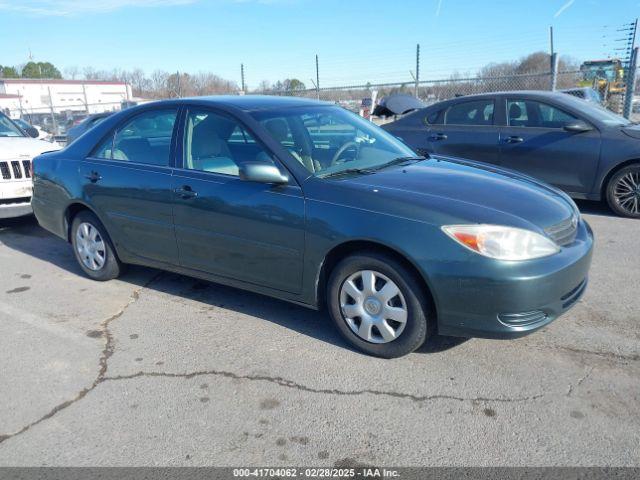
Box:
xmin=1 ymin=0 xmax=639 ymax=89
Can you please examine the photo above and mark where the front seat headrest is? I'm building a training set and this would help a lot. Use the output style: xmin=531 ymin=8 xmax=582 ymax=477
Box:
xmin=509 ymin=103 xmax=522 ymax=119
xmin=263 ymin=118 xmax=289 ymax=143
xmin=192 ymin=133 xmax=223 ymax=159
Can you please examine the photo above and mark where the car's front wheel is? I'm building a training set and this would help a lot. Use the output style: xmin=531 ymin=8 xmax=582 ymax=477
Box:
xmin=71 ymin=211 xmax=123 ymax=281
xmin=606 ymin=165 xmax=640 ymax=218
xmin=327 ymin=252 xmax=431 ymax=358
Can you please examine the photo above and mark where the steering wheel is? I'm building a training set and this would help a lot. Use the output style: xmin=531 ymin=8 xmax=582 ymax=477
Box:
xmin=331 ymin=141 xmax=359 ymax=166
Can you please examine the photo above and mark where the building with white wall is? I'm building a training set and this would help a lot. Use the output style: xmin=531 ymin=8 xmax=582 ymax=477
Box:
xmin=0 ymin=79 xmax=132 ymax=117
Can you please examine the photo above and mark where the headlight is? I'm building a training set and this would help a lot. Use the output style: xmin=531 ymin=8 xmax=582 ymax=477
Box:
xmin=442 ymin=224 xmax=560 ymax=261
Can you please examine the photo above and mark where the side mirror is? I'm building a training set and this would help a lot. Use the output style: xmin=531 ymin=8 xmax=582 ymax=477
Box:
xmin=26 ymin=126 xmax=39 ymax=138
xmin=563 ymin=121 xmax=592 ymax=133
xmin=239 ymin=162 xmax=289 ymax=184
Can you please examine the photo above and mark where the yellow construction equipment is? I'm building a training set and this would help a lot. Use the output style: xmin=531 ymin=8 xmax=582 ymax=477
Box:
xmin=579 ymin=59 xmax=626 ymax=112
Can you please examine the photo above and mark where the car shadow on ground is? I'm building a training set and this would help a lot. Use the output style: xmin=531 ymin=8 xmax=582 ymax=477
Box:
xmin=0 ymin=216 xmax=468 ymax=356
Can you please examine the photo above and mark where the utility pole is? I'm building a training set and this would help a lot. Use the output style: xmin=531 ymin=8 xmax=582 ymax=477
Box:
xmin=550 ymin=53 xmax=559 ymax=91
xmin=415 ymin=44 xmax=420 ymax=98
xmin=549 ymin=25 xmax=556 ymax=90
xmin=82 ymin=83 xmax=89 ymax=113
xmin=315 ymin=55 xmax=320 ymax=100
xmin=241 ymin=63 xmax=246 ymax=94
xmin=47 ymin=86 xmax=57 ymax=136
xmin=623 ymin=47 xmax=638 ymax=118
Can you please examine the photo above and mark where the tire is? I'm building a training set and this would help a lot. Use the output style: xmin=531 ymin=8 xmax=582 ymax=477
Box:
xmin=327 ymin=252 xmax=431 ymax=358
xmin=70 ymin=210 xmax=123 ymax=281
xmin=606 ymin=164 xmax=640 ymax=218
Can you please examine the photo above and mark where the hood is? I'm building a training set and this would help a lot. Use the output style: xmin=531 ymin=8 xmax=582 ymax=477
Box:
xmin=336 ymin=157 xmax=577 ymax=231
xmin=0 ymin=137 xmax=61 ymax=161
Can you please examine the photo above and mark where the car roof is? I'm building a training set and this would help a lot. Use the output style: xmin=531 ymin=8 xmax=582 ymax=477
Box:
xmin=175 ymin=94 xmax=333 ymax=111
xmin=437 ymin=90 xmax=575 ymax=102
xmin=421 ymin=90 xmax=593 ymax=112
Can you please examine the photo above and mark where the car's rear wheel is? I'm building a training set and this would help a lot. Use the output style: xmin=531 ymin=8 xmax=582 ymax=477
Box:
xmin=606 ymin=165 xmax=640 ymax=218
xmin=71 ymin=211 xmax=122 ymax=280
xmin=327 ymin=252 xmax=430 ymax=358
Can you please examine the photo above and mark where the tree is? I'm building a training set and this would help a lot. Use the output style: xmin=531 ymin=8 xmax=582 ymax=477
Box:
xmin=21 ymin=61 xmax=62 ymax=79
xmin=256 ymin=79 xmax=271 ymax=93
xmin=0 ymin=65 xmax=20 ymax=78
xmin=286 ymin=78 xmax=306 ymax=91
xmin=64 ymin=66 xmax=80 ymax=79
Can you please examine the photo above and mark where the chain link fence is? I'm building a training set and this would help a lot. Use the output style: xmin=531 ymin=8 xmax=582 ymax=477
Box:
xmin=261 ymin=71 xmax=578 ymax=105
xmin=258 ymin=66 xmax=639 ymax=121
xmin=2 ymin=101 xmax=129 ymax=144
xmin=4 ymin=64 xmax=638 ymax=143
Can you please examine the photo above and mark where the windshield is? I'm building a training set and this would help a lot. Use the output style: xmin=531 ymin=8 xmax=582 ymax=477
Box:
xmin=583 ymin=103 xmax=632 ymax=126
xmin=562 ymin=95 xmax=631 ymax=126
xmin=251 ymin=105 xmax=419 ymax=177
xmin=581 ymin=64 xmax=616 ymax=82
xmin=0 ymin=114 xmax=26 ymax=137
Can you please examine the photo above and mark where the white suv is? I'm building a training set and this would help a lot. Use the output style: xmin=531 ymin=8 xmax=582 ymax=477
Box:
xmin=0 ymin=113 xmax=60 ymax=219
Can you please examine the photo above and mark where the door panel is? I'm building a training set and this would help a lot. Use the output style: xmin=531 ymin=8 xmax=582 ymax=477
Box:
xmin=426 ymin=99 xmax=500 ymax=164
xmin=80 ymin=160 xmax=178 ymax=264
xmin=172 ymin=107 xmax=305 ymax=294
xmin=499 ymin=99 xmax=601 ymax=194
xmin=427 ymin=125 xmax=501 ymax=164
xmin=498 ymin=128 xmax=601 ymax=193
xmin=172 ymin=171 xmax=305 ymax=293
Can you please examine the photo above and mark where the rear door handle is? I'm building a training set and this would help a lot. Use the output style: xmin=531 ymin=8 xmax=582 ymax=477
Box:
xmin=503 ymin=136 xmax=524 ymax=144
xmin=429 ymin=133 xmax=448 ymax=141
xmin=84 ymin=171 xmax=102 ymax=183
xmin=175 ymin=185 xmax=198 ymax=199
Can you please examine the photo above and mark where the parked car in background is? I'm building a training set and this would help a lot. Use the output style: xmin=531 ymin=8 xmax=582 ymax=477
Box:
xmin=0 ymin=112 xmax=60 ymax=219
xmin=384 ymin=91 xmax=640 ymax=218
xmin=560 ymin=87 xmax=603 ymax=104
xmin=32 ymin=96 xmax=592 ymax=358
xmin=66 ymin=112 xmax=113 ymax=144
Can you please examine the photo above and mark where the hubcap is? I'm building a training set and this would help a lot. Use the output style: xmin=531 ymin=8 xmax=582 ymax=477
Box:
xmin=75 ymin=222 xmax=106 ymax=271
xmin=339 ymin=270 xmax=408 ymax=344
xmin=614 ymin=171 xmax=640 ymax=215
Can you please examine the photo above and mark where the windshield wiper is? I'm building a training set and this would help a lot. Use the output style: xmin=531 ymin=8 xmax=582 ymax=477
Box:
xmin=369 ymin=155 xmax=426 ymax=171
xmin=317 ymin=168 xmax=376 ymax=179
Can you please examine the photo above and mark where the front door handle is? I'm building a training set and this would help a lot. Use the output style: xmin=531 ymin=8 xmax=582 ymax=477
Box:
xmin=84 ymin=171 xmax=102 ymax=183
xmin=429 ymin=133 xmax=448 ymax=141
xmin=175 ymin=185 xmax=198 ymax=199
xmin=503 ymin=136 xmax=524 ymax=144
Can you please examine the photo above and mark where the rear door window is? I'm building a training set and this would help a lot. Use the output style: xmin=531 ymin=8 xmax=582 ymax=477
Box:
xmin=444 ymin=100 xmax=494 ymax=126
xmin=92 ymin=109 xmax=177 ymax=166
xmin=424 ymin=110 xmax=443 ymax=125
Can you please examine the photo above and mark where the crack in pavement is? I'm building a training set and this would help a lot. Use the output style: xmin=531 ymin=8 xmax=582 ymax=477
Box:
xmin=0 ymin=272 xmax=163 ymax=446
xmin=3 ymin=271 xmax=622 ymax=446
xmin=523 ymin=343 xmax=640 ymax=363
xmin=0 ymin=265 xmax=549 ymax=447
xmin=102 ymin=369 xmax=546 ymax=404
xmin=567 ymin=366 xmax=594 ymax=397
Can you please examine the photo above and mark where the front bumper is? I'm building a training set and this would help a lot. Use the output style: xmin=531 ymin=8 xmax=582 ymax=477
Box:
xmin=0 ymin=180 xmax=33 ymax=219
xmin=432 ymin=219 xmax=594 ymax=339
xmin=0 ymin=199 xmax=32 ymax=219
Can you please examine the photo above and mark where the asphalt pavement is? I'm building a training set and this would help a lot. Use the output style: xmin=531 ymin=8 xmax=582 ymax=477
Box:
xmin=0 ymin=200 xmax=638 ymax=466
